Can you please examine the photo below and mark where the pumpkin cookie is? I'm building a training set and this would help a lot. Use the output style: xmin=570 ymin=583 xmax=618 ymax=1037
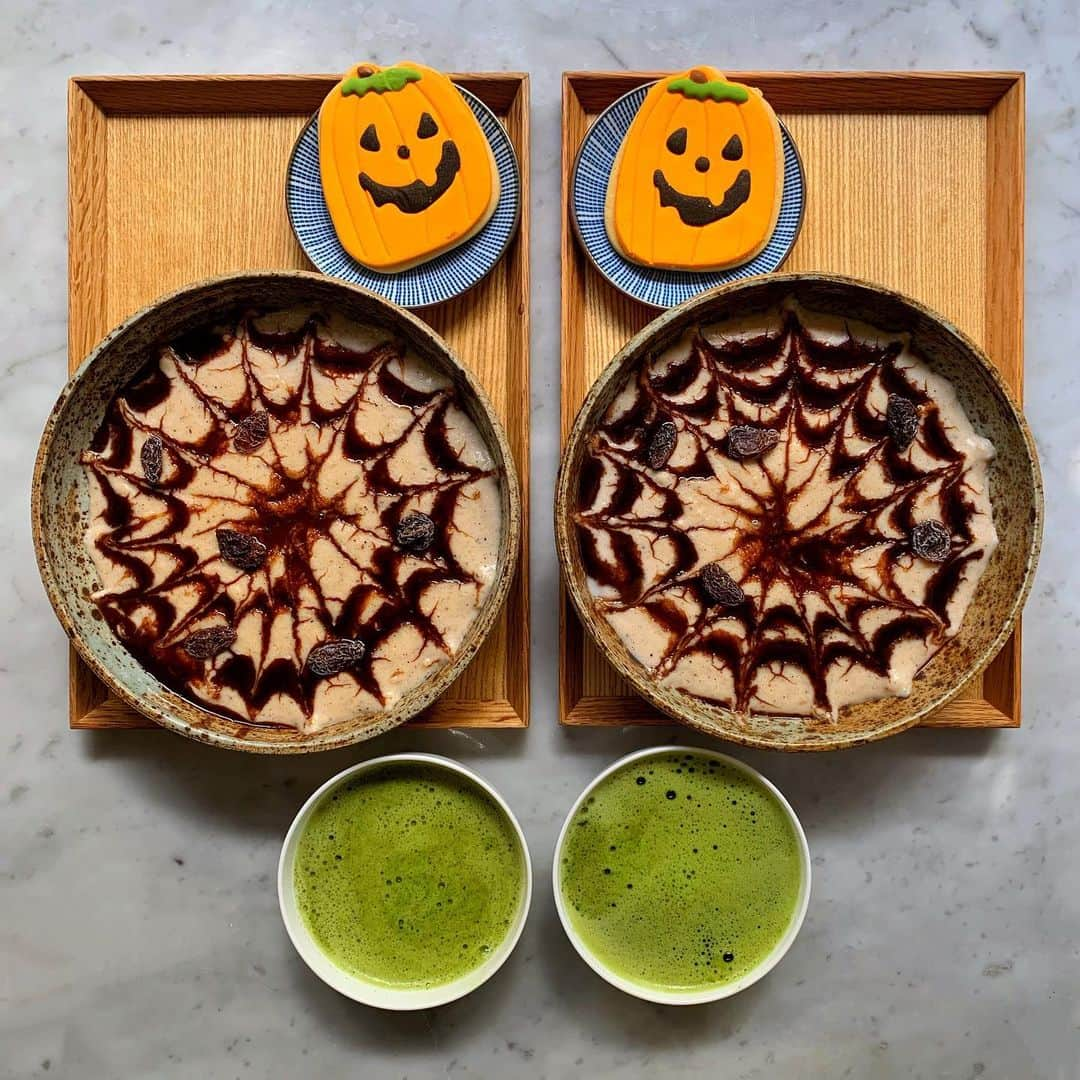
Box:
xmin=605 ymin=67 xmax=784 ymax=272
xmin=318 ymin=61 xmax=500 ymax=273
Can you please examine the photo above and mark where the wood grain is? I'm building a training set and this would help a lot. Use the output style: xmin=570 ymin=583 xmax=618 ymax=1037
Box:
xmin=559 ymin=71 xmax=1025 ymax=733
xmin=560 ymin=695 xmax=1016 ymax=730
xmin=979 ymin=77 xmax=1026 ymax=728
xmin=75 ymin=73 xmax=526 ymax=117
xmin=564 ymin=71 xmax=1021 ymax=115
xmin=67 ymin=74 xmax=530 ymax=731
xmin=68 ymin=84 xmax=109 ymax=362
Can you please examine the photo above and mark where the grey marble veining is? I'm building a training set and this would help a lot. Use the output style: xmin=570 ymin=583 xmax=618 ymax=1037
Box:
xmin=2 ymin=1 xmax=1079 ymax=1077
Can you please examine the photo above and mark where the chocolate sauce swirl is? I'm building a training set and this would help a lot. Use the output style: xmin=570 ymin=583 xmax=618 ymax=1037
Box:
xmin=82 ymin=309 xmax=502 ymax=731
xmin=575 ymin=302 xmax=997 ymax=719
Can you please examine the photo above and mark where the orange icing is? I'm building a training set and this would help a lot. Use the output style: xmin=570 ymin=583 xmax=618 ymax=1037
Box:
xmin=318 ymin=61 xmax=500 ymax=273
xmin=605 ymin=67 xmax=784 ymax=272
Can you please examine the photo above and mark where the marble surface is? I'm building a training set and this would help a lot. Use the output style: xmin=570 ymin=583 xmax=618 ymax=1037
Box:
xmin=2 ymin=1 xmax=1079 ymax=1076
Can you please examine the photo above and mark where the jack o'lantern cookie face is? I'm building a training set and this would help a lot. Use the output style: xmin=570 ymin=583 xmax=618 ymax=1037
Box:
xmin=605 ymin=67 xmax=784 ymax=272
xmin=318 ymin=61 xmax=500 ymax=273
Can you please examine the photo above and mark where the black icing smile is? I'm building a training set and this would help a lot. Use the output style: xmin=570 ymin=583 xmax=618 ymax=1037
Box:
xmin=359 ymin=139 xmax=461 ymax=214
xmin=653 ymin=168 xmax=751 ymax=227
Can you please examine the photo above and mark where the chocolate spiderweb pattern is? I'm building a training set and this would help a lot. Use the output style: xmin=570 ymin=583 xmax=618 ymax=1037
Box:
xmin=82 ymin=310 xmax=502 ymax=731
xmin=574 ymin=304 xmax=997 ymax=720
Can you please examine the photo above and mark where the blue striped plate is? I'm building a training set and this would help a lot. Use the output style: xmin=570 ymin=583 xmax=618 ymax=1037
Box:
xmin=286 ymin=86 xmax=520 ymax=309
xmin=571 ymin=82 xmax=805 ymax=309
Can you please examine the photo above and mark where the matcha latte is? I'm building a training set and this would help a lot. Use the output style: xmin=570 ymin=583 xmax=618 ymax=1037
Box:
xmin=556 ymin=748 xmax=809 ymax=1002
xmin=279 ymin=756 xmax=530 ymax=1007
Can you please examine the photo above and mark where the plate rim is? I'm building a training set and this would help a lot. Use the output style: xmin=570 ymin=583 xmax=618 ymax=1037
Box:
xmin=285 ymin=83 xmax=521 ymax=309
xmin=569 ymin=79 xmax=807 ymax=309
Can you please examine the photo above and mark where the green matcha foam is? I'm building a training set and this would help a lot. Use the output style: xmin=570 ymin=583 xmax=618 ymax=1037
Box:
xmin=559 ymin=751 xmax=804 ymax=992
xmin=294 ymin=762 xmax=526 ymax=989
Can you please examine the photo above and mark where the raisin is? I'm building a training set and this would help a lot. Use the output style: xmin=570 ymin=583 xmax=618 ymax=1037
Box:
xmin=700 ymin=563 xmax=746 ymax=606
xmin=307 ymin=639 xmax=367 ymax=678
xmin=181 ymin=625 xmax=237 ymax=660
xmin=725 ymin=425 xmax=779 ymax=460
xmin=140 ymin=435 xmax=163 ymax=485
xmin=394 ymin=512 xmax=436 ymax=554
xmin=216 ymin=528 xmax=267 ymax=572
xmin=233 ymin=411 xmax=269 ymax=453
xmin=910 ymin=521 xmax=951 ymax=562
xmin=645 ymin=420 xmax=677 ymax=470
xmin=886 ymin=395 xmax=919 ymax=450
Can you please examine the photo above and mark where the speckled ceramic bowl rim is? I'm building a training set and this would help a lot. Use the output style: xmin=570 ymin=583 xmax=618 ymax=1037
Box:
xmin=32 ymin=270 xmax=521 ymax=754
xmin=278 ymin=753 xmax=532 ymax=1009
xmin=552 ymin=745 xmax=811 ymax=1004
xmin=555 ymin=271 xmax=1044 ymax=751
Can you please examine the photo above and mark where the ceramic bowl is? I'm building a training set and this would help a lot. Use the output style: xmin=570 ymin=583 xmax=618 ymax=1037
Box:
xmin=555 ymin=272 xmax=1043 ymax=751
xmin=553 ymin=746 xmax=811 ymax=1004
xmin=278 ymin=753 xmax=532 ymax=1009
xmin=32 ymin=271 xmax=520 ymax=753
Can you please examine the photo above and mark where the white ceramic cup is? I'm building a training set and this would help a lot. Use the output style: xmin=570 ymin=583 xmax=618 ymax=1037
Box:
xmin=278 ymin=752 xmax=532 ymax=1010
xmin=553 ymin=745 xmax=811 ymax=1005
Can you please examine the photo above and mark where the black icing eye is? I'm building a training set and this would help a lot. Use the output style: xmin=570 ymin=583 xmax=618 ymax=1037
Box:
xmin=417 ymin=112 xmax=438 ymax=139
xmin=722 ymin=134 xmax=743 ymax=161
xmin=666 ymin=127 xmax=688 ymax=155
xmin=359 ymin=124 xmax=380 ymax=152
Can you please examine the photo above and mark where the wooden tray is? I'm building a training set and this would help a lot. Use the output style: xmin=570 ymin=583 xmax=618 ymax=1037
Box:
xmin=559 ymin=70 xmax=1024 ymax=731
xmin=67 ymin=73 xmax=530 ymax=731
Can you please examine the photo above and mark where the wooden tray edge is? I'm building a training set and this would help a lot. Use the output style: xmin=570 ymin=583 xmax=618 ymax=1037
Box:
xmin=563 ymin=70 xmax=1023 ymax=113
xmin=71 ymin=698 xmax=528 ymax=731
xmin=561 ymin=696 xmax=1019 ymax=731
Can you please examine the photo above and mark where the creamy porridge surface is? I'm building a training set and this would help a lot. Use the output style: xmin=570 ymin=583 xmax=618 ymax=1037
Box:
xmin=83 ymin=308 xmax=502 ymax=731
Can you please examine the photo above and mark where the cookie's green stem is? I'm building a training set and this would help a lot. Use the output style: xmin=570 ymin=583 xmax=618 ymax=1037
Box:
xmin=341 ymin=65 xmax=422 ymax=97
xmin=667 ymin=75 xmax=749 ymax=103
